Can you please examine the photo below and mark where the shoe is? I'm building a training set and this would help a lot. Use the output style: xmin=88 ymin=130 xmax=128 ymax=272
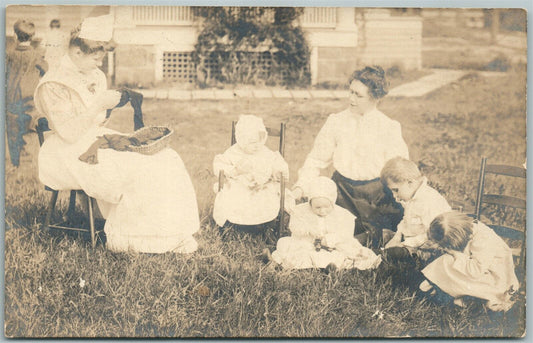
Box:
xmin=324 ymin=263 xmax=337 ymax=275
xmin=453 ymin=298 xmax=466 ymax=308
xmin=419 ymin=280 xmax=433 ymax=292
xmin=258 ymin=248 xmax=272 ymax=264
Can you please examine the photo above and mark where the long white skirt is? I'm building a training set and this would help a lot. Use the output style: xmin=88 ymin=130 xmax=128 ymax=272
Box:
xmin=38 ymin=126 xmax=200 ymax=254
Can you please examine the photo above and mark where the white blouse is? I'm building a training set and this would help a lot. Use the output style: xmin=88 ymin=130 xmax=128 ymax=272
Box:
xmin=396 ymin=177 xmax=451 ymax=248
xmin=295 ymin=108 xmax=409 ymax=194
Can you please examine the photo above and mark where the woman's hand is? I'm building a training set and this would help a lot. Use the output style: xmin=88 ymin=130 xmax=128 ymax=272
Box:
xmin=384 ymin=239 xmax=403 ymax=249
xmin=384 ymin=233 xmax=403 ymax=249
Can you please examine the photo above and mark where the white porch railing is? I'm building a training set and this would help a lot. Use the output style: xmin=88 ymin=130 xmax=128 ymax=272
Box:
xmin=131 ymin=6 xmax=337 ymax=28
xmin=132 ymin=6 xmax=194 ymax=25
xmin=300 ymin=8 xmax=337 ymax=28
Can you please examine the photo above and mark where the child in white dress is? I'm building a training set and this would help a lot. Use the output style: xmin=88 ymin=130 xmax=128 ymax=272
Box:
xmin=380 ymin=157 xmax=451 ymax=261
xmin=420 ymin=212 xmax=519 ymax=311
xmin=271 ymin=177 xmax=381 ymax=270
xmin=213 ymin=115 xmax=290 ymax=228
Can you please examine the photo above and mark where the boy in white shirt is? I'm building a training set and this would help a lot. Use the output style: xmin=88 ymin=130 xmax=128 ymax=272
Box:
xmin=380 ymin=157 xmax=451 ymax=262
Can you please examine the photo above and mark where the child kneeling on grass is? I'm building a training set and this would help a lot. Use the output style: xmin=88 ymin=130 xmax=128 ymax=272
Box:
xmin=420 ymin=212 xmax=519 ymax=312
xmin=213 ymin=114 xmax=292 ymax=234
xmin=270 ymin=177 xmax=381 ymax=270
xmin=380 ymin=157 xmax=451 ymax=263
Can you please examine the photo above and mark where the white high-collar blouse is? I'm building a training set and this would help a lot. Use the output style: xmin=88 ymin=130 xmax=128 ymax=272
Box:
xmin=296 ymin=108 xmax=409 ymax=194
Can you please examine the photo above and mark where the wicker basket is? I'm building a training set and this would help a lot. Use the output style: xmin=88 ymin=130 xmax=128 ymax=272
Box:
xmin=127 ymin=126 xmax=173 ymax=155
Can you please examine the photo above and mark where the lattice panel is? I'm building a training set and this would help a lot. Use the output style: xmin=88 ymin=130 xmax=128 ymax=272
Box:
xmin=250 ymin=52 xmax=273 ymax=78
xmin=202 ymin=54 xmax=222 ymax=81
xmin=161 ymin=51 xmax=306 ymax=84
xmin=202 ymin=51 xmax=274 ymax=81
xmin=162 ymin=52 xmax=196 ymax=83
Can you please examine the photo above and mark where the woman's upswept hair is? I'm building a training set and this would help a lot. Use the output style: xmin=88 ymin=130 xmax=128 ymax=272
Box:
xmin=380 ymin=157 xmax=421 ymax=186
xmin=69 ymin=25 xmax=115 ymax=54
xmin=349 ymin=66 xmax=389 ymax=99
xmin=429 ymin=211 xmax=473 ymax=251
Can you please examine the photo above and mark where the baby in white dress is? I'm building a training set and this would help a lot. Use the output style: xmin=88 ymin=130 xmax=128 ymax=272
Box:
xmin=213 ymin=115 xmax=290 ymax=228
xmin=271 ymin=177 xmax=381 ymax=270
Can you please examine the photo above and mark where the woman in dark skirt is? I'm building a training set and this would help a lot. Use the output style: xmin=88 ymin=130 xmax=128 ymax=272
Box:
xmin=292 ymin=66 xmax=409 ymax=248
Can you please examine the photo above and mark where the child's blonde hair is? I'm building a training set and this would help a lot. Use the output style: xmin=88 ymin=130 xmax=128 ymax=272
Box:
xmin=428 ymin=211 xmax=473 ymax=251
xmin=380 ymin=157 xmax=421 ymax=185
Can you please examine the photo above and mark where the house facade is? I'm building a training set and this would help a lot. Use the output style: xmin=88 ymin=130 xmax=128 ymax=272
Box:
xmin=6 ymin=6 xmax=422 ymax=87
xmin=112 ymin=7 xmax=422 ymax=87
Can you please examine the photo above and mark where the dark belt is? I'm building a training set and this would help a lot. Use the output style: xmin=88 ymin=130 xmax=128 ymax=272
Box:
xmin=332 ymin=170 xmax=380 ymax=186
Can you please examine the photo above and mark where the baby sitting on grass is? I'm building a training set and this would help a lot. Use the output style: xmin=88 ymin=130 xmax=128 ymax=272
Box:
xmin=270 ymin=177 xmax=381 ymax=270
xmin=213 ymin=114 xmax=291 ymax=231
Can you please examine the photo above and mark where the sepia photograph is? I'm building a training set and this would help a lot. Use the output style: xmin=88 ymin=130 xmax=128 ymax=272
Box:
xmin=3 ymin=4 xmax=527 ymax=338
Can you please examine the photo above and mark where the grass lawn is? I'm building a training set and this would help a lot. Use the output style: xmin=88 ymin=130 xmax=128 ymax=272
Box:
xmin=4 ymin=66 xmax=526 ymax=337
xmin=422 ymin=19 xmax=527 ymax=70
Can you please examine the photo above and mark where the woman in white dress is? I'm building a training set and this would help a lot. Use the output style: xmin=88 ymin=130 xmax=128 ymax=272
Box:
xmin=34 ymin=15 xmax=200 ymax=254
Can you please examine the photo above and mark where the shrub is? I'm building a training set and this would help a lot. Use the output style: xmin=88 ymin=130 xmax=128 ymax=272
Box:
xmin=192 ymin=7 xmax=310 ymax=88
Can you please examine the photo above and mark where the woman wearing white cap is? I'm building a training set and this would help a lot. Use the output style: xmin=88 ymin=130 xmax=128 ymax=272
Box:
xmin=34 ymin=15 xmax=200 ymax=254
xmin=271 ymin=176 xmax=381 ymax=270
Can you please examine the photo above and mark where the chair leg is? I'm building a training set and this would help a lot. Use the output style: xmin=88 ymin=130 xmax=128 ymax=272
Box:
xmin=277 ymin=211 xmax=285 ymax=240
xmin=66 ymin=190 xmax=77 ymax=223
xmin=44 ymin=190 xmax=59 ymax=230
xmin=277 ymin=178 xmax=286 ymax=239
xmin=87 ymin=196 xmax=96 ymax=248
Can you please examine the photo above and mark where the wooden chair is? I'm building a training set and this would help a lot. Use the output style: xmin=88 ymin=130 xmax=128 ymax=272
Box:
xmin=474 ymin=157 xmax=526 ymax=280
xmin=35 ymin=89 xmax=145 ymax=248
xmin=218 ymin=121 xmax=286 ymax=239
xmin=36 ymin=118 xmax=101 ymax=248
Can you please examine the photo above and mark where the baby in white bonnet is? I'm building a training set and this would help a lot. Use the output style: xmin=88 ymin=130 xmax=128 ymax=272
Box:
xmin=271 ymin=176 xmax=381 ymax=270
xmin=213 ymin=115 xmax=292 ymax=230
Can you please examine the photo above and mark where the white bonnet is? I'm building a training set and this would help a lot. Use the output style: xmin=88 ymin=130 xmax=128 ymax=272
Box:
xmin=307 ymin=176 xmax=337 ymax=204
xmin=235 ymin=114 xmax=268 ymax=147
xmin=79 ymin=14 xmax=114 ymax=42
